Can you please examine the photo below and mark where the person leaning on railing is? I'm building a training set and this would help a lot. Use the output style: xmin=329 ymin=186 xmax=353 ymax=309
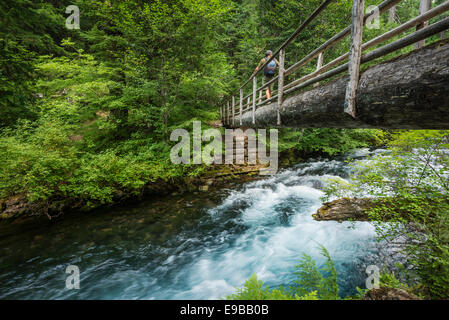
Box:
xmin=253 ymin=50 xmax=279 ymax=100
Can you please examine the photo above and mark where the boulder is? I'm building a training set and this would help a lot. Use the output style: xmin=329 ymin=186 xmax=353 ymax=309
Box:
xmin=363 ymin=287 xmax=421 ymax=300
xmin=313 ymin=198 xmax=374 ymax=222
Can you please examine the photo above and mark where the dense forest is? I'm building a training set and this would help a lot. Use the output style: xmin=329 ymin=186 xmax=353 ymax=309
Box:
xmin=1 ymin=0 xmax=448 ymax=300
xmin=1 ymin=0 xmax=393 ymax=210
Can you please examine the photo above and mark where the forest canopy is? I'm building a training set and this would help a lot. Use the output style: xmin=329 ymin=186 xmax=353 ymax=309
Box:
xmin=1 ymin=0 xmax=445 ymax=208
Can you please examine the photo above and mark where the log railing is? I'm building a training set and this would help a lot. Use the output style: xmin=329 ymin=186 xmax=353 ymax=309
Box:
xmin=220 ymin=0 xmax=449 ymax=127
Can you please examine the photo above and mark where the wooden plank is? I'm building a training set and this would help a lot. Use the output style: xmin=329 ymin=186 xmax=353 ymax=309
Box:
xmin=277 ymin=48 xmax=285 ymax=125
xmin=252 ymin=76 xmax=257 ymax=125
xmin=240 ymin=88 xmax=243 ymax=126
xmin=415 ymin=0 xmax=431 ymax=49
xmin=313 ymin=52 xmax=324 ymax=88
xmin=344 ymin=0 xmax=365 ymax=118
xmin=243 ymin=91 xmax=253 ymax=102
xmin=257 ymin=93 xmax=278 ymax=107
xmin=258 ymin=75 xmax=278 ymax=92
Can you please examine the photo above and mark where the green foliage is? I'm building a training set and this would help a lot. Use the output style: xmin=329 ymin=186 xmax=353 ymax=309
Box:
xmin=379 ymin=269 xmax=409 ymax=290
xmin=0 ymin=0 xmax=67 ymax=127
xmin=0 ymin=0 xmax=443 ymax=235
xmin=290 ymin=245 xmax=339 ymax=300
xmin=2 ymin=0 xmax=447 ymax=299
xmin=278 ymin=128 xmax=382 ymax=156
xmin=226 ymin=245 xmax=338 ymax=300
xmin=324 ymin=130 xmax=449 ymax=299
xmin=0 ymin=0 xmax=233 ymax=208
xmin=352 ymin=269 xmax=410 ymax=299
xmin=225 ymin=274 xmax=318 ymax=300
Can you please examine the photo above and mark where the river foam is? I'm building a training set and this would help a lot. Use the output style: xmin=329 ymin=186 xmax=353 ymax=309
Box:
xmin=0 ymin=149 xmax=398 ymax=300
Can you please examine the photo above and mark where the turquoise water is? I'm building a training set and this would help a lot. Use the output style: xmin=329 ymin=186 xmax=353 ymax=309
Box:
xmin=0 ymin=149 xmax=397 ymax=299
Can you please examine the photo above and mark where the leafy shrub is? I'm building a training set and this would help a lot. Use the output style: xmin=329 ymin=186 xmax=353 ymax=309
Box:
xmin=226 ymin=245 xmax=338 ymax=300
xmin=324 ymin=130 xmax=449 ymax=299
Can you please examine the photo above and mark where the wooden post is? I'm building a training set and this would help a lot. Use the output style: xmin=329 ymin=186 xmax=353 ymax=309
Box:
xmin=240 ymin=88 xmax=243 ymax=126
xmin=277 ymin=48 xmax=285 ymax=126
xmin=415 ymin=0 xmax=431 ymax=49
xmin=252 ymin=76 xmax=257 ymax=125
xmin=344 ymin=0 xmax=364 ymax=118
xmin=389 ymin=6 xmax=396 ymax=23
xmin=220 ymin=105 xmax=223 ymax=123
xmin=313 ymin=51 xmax=324 ymax=88
xmin=232 ymin=95 xmax=235 ymax=125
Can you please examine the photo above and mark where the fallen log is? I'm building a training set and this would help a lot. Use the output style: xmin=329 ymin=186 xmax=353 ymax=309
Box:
xmin=234 ymin=39 xmax=449 ymax=129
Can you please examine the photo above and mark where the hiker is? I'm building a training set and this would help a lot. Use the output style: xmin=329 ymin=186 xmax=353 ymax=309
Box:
xmin=253 ymin=50 xmax=279 ymax=99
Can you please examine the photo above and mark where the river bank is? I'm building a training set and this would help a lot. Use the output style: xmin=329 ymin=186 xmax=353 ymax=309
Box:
xmin=0 ymin=147 xmax=406 ymax=299
xmin=0 ymin=147 xmax=311 ymax=222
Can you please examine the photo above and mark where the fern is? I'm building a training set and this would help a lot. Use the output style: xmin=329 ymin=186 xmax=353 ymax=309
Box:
xmin=226 ymin=245 xmax=339 ymax=300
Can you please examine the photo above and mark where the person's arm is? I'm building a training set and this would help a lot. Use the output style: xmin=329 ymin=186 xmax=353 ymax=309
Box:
xmin=253 ymin=58 xmax=265 ymax=75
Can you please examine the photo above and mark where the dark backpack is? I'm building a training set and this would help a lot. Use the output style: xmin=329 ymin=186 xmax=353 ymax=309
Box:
xmin=264 ymin=60 xmax=276 ymax=77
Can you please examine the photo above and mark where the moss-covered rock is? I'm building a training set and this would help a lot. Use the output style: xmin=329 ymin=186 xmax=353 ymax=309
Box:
xmin=313 ymin=198 xmax=374 ymax=222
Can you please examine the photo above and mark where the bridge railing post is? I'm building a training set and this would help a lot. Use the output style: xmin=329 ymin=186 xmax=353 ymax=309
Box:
xmin=415 ymin=0 xmax=431 ymax=49
xmin=313 ymin=51 xmax=324 ymax=88
xmin=344 ymin=0 xmax=365 ymax=118
xmin=277 ymin=48 xmax=285 ymax=126
xmin=252 ymin=76 xmax=257 ymax=125
xmin=240 ymin=88 xmax=243 ymax=126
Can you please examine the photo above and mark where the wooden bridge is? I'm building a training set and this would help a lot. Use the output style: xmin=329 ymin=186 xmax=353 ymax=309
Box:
xmin=220 ymin=0 xmax=449 ymax=129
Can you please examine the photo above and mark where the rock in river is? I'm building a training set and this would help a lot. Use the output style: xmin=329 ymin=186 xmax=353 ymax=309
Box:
xmin=313 ymin=198 xmax=374 ymax=222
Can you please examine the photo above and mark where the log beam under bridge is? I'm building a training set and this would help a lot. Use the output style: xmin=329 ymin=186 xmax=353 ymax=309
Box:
xmin=230 ymin=40 xmax=449 ymax=130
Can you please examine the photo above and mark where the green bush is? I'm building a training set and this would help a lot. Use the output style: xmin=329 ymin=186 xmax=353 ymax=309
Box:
xmin=324 ymin=130 xmax=449 ymax=299
xmin=226 ymin=245 xmax=338 ymax=300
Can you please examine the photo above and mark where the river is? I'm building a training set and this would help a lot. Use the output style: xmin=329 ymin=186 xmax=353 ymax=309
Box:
xmin=0 ymin=148 xmax=400 ymax=299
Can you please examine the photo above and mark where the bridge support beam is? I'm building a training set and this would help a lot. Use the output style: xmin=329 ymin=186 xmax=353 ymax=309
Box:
xmin=233 ymin=40 xmax=449 ymax=129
